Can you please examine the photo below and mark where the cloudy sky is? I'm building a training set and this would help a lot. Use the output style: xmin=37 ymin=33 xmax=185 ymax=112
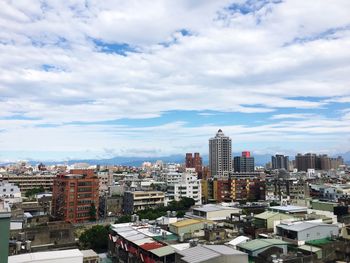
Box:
xmin=1 ymin=0 xmax=350 ymax=161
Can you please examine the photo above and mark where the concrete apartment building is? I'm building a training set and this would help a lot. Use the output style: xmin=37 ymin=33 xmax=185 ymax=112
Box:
xmin=209 ymin=129 xmax=232 ymax=178
xmin=123 ymin=190 xmax=165 ymax=214
xmin=271 ymin=154 xmax=289 ymax=170
xmin=295 ymin=153 xmax=344 ymax=171
xmin=97 ymin=170 xmax=114 ymax=195
xmin=233 ymin=151 xmax=255 ymax=173
xmin=52 ymin=169 xmax=99 ymax=223
xmin=0 ymin=182 xmax=21 ymax=205
xmin=167 ymin=169 xmax=202 ymax=205
xmin=0 ymin=174 xmax=55 ymax=192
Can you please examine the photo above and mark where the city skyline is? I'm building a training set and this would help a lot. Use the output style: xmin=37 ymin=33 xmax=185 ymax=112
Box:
xmin=1 ymin=1 xmax=350 ymax=161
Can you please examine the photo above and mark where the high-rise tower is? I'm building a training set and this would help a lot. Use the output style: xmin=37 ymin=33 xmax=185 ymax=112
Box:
xmin=209 ymin=129 xmax=232 ymax=177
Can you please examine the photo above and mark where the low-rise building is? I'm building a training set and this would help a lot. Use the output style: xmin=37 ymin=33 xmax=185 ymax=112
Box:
xmin=237 ymin=238 xmax=290 ymax=257
xmin=109 ymin=222 xmax=177 ymax=263
xmin=254 ymin=211 xmax=294 ymax=230
xmin=169 ymin=219 xmax=209 ymax=240
xmin=276 ymin=221 xmax=339 ymax=245
xmin=123 ymin=191 xmax=165 ymax=214
xmin=8 ymin=249 xmax=84 ymax=263
xmin=175 ymin=244 xmax=248 ymax=263
xmin=189 ymin=204 xmax=241 ymax=221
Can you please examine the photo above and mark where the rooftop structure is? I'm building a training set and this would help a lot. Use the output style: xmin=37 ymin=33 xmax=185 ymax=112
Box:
xmin=269 ymin=205 xmax=308 ymax=214
xmin=8 ymin=249 xmax=83 ymax=263
xmin=176 ymin=244 xmax=248 ymax=263
xmin=237 ymin=238 xmax=290 ymax=257
xmin=189 ymin=204 xmax=241 ymax=221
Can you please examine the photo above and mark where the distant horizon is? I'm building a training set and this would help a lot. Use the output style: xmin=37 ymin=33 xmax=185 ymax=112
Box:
xmin=1 ymin=150 xmax=349 ymax=165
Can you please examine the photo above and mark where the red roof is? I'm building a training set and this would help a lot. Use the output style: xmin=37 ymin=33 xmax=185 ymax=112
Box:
xmin=140 ymin=242 xmax=164 ymax=251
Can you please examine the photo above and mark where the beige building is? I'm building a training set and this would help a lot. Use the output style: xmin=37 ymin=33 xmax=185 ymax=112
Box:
xmin=190 ymin=204 xmax=241 ymax=221
xmin=97 ymin=171 xmax=113 ymax=195
xmin=1 ymin=174 xmax=55 ymax=192
xmin=254 ymin=211 xmax=294 ymax=229
xmin=123 ymin=191 xmax=165 ymax=214
xmin=169 ymin=219 xmax=210 ymax=240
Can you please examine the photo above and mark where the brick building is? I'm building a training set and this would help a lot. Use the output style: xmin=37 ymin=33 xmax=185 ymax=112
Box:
xmin=52 ymin=169 xmax=99 ymax=223
xmin=185 ymin=152 xmax=203 ymax=177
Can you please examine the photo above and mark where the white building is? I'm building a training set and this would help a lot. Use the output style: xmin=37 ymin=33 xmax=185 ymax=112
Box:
xmin=0 ymin=182 xmax=21 ymax=205
xmin=8 ymin=249 xmax=84 ymax=263
xmin=167 ymin=169 xmax=202 ymax=205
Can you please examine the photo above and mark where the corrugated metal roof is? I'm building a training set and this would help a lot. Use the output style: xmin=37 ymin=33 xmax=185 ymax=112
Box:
xmin=276 ymin=222 xmax=336 ymax=232
xmin=140 ymin=242 xmax=164 ymax=251
xmin=127 ymin=233 xmax=147 ymax=241
xmin=203 ymin=245 xmax=247 ymax=255
xmin=177 ymin=246 xmax=220 ymax=263
xmin=8 ymin=249 xmax=83 ymax=263
xmin=270 ymin=205 xmax=307 ymax=212
xmin=149 ymin=246 xmax=175 ymax=257
xmin=237 ymin=239 xmax=289 ymax=252
xmin=194 ymin=204 xmax=240 ymax=213
xmin=119 ymin=230 xmax=139 ymax=237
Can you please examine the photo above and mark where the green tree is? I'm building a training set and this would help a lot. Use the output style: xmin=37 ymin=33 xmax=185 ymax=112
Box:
xmin=79 ymin=225 xmax=108 ymax=252
xmin=25 ymin=186 xmax=45 ymax=198
xmin=115 ymin=215 xmax=131 ymax=223
xmin=89 ymin=203 xmax=97 ymax=221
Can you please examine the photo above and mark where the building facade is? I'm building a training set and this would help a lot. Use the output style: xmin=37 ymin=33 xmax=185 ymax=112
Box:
xmin=167 ymin=169 xmax=202 ymax=205
xmin=233 ymin=151 xmax=255 ymax=173
xmin=123 ymin=191 xmax=165 ymax=214
xmin=185 ymin=153 xmax=203 ymax=177
xmin=209 ymin=129 xmax=232 ymax=178
xmin=52 ymin=169 xmax=99 ymax=223
xmin=0 ymin=174 xmax=55 ymax=192
xmin=271 ymin=155 xmax=289 ymax=170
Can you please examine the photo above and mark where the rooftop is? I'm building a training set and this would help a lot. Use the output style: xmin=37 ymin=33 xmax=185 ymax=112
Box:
xmin=193 ymin=204 xmax=239 ymax=212
xmin=81 ymin=249 xmax=98 ymax=258
xmin=276 ymin=222 xmax=337 ymax=232
xmin=254 ymin=211 xmax=289 ymax=220
xmin=149 ymin=246 xmax=175 ymax=257
xmin=8 ymin=249 xmax=83 ymax=263
xmin=170 ymin=219 xmax=203 ymax=227
xmin=269 ymin=205 xmax=308 ymax=213
xmin=237 ymin=239 xmax=290 ymax=252
xmin=177 ymin=245 xmax=220 ymax=263
xmin=177 ymin=245 xmax=246 ymax=263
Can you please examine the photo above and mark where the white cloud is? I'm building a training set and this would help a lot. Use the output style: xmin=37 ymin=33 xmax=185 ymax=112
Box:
xmin=0 ymin=0 xmax=350 ymax=158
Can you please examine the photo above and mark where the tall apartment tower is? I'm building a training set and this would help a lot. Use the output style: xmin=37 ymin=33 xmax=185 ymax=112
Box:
xmin=272 ymin=154 xmax=289 ymax=170
xmin=209 ymin=129 xmax=232 ymax=177
xmin=233 ymin=151 xmax=255 ymax=173
xmin=52 ymin=169 xmax=99 ymax=223
xmin=295 ymin=153 xmax=317 ymax=171
xmin=185 ymin=152 xmax=203 ymax=177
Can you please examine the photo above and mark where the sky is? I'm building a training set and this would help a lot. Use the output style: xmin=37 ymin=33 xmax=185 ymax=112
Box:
xmin=1 ymin=0 xmax=350 ymax=162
